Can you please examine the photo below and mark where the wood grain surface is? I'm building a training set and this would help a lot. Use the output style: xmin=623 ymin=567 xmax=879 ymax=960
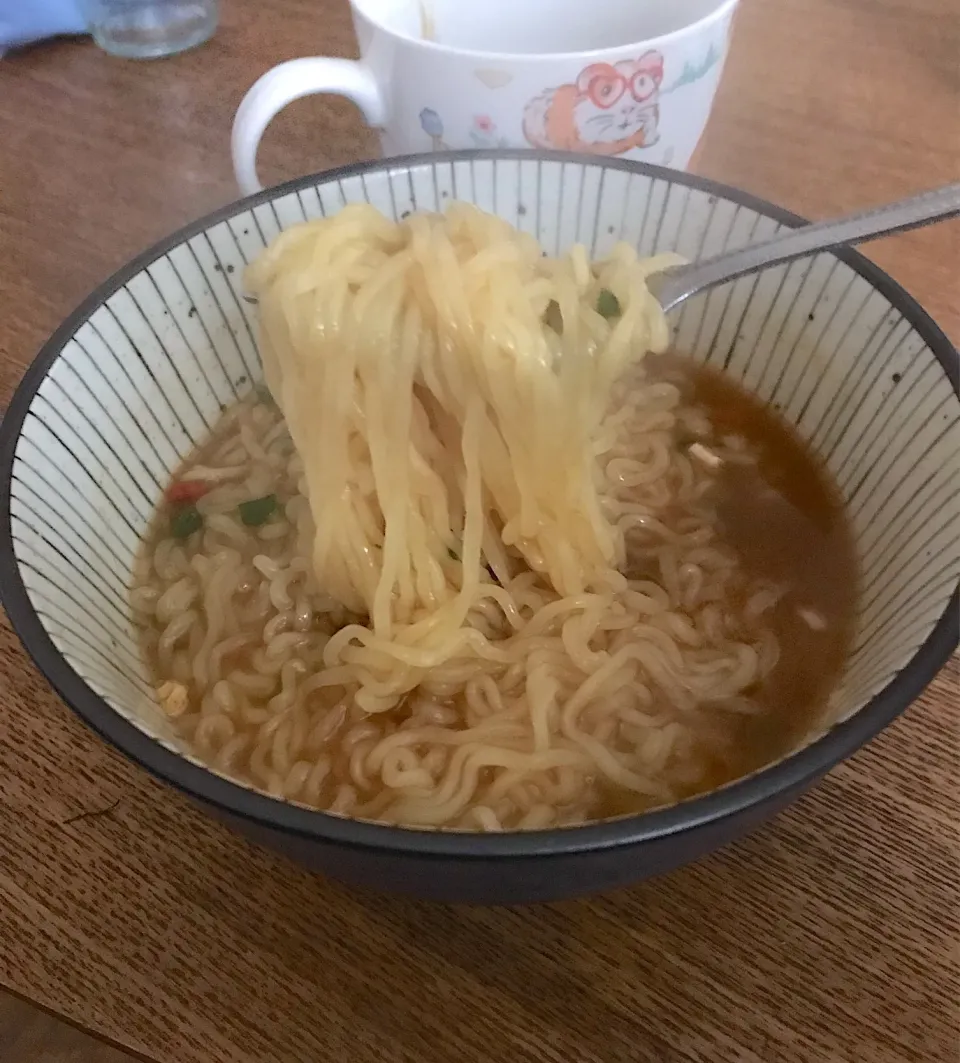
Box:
xmin=0 ymin=990 xmax=140 ymax=1063
xmin=0 ymin=1 xmax=958 ymax=1061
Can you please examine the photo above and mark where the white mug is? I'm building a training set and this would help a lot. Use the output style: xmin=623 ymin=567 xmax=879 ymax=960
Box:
xmin=232 ymin=0 xmax=739 ymax=195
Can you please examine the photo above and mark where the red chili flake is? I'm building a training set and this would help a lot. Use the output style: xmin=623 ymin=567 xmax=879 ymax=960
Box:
xmin=166 ymin=480 xmax=209 ymax=504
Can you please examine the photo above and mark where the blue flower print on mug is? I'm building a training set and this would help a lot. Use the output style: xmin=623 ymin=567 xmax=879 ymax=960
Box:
xmin=419 ymin=108 xmax=450 ymax=151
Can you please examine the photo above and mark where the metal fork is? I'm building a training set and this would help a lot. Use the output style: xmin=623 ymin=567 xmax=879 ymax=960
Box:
xmin=647 ymin=182 xmax=960 ymax=312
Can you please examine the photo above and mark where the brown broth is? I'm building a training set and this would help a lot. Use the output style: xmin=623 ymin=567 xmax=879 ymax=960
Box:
xmin=136 ymin=358 xmax=859 ymax=826
xmin=634 ymin=354 xmax=858 ymax=799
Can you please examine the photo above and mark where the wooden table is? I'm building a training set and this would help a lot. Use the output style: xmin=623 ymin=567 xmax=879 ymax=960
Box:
xmin=1 ymin=1 xmax=957 ymax=1060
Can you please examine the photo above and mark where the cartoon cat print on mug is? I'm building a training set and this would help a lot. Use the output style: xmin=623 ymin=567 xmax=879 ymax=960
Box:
xmin=232 ymin=0 xmax=739 ymax=194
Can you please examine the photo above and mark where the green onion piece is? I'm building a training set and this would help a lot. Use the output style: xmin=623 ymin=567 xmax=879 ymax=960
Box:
xmin=171 ymin=505 xmax=203 ymax=539
xmin=238 ymin=494 xmax=278 ymax=526
xmin=596 ymin=289 xmax=622 ymax=319
xmin=543 ymin=300 xmax=563 ymax=334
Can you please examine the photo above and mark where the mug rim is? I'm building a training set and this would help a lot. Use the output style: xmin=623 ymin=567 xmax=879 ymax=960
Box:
xmin=0 ymin=149 xmax=956 ymax=862
xmin=351 ymin=0 xmax=740 ymax=64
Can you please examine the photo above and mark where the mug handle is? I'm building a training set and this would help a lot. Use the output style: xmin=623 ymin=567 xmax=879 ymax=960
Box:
xmin=232 ymin=58 xmax=387 ymax=195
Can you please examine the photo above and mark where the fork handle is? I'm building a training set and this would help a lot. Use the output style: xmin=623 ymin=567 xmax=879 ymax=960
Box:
xmin=653 ymin=182 xmax=960 ymax=311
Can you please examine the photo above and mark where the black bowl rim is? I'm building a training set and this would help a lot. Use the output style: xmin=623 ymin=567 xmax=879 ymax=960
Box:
xmin=1 ymin=149 xmax=957 ymax=860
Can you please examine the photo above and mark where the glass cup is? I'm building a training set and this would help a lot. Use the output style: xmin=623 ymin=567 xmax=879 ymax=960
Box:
xmin=82 ymin=0 xmax=218 ymax=59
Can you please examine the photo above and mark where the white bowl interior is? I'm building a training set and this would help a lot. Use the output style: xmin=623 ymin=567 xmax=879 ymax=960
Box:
xmin=8 ymin=156 xmax=959 ymax=779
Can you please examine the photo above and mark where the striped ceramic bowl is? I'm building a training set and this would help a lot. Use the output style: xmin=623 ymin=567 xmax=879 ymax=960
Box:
xmin=1 ymin=151 xmax=956 ymax=903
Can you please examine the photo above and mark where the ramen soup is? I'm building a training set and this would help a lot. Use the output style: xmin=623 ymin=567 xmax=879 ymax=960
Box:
xmin=130 ymin=204 xmax=858 ymax=831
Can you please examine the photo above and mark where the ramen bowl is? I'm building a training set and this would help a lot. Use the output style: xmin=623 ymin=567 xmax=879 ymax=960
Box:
xmin=1 ymin=151 xmax=956 ymax=904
